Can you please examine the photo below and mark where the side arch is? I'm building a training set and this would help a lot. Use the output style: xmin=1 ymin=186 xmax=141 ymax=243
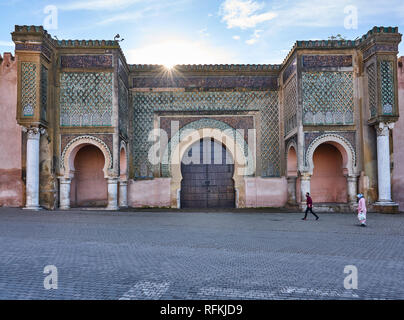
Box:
xmin=306 ymin=134 xmax=356 ymax=176
xmin=286 ymin=139 xmax=298 ymax=177
xmin=119 ymin=140 xmax=128 ymax=180
xmin=61 ymin=135 xmax=113 ymax=179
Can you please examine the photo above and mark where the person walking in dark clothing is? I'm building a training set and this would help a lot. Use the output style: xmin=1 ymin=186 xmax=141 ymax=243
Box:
xmin=302 ymin=192 xmax=319 ymax=220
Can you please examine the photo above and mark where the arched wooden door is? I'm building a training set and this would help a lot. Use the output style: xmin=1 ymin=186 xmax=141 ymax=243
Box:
xmin=180 ymin=138 xmax=235 ymax=208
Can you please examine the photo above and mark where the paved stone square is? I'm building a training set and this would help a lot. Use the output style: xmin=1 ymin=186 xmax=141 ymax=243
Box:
xmin=0 ymin=207 xmax=403 ymax=300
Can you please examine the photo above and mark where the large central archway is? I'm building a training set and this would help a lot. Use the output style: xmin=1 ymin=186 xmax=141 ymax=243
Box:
xmin=180 ymin=138 xmax=235 ymax=208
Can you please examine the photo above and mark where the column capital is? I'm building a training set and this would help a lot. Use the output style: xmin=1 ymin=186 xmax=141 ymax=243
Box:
xmin=22 ymin=126 xmax=47 ymax=139
xmin=58 ymin=177 xmax=71 ymax=184
xmin=107 ymin=177 xmax=119 ymax=184
xmin=300 ymin=172 xmax=311 ymax=180
xmin=375 ymin=122 xmax=394 ymax=136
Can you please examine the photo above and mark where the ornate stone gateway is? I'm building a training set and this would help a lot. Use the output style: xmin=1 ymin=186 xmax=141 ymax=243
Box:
xmin=1 ymin=25 xmax=401 ymax=212
xmin=180 ymin=139 xmax=235 ymax=209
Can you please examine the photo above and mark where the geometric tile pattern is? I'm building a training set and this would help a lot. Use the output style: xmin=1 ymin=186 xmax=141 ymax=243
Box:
xmin=380 ymin=60 xmax=395 ymax=115
xmin=367 ymin=63 xmax=377 ymax=118
xmin=283 ymin=74 xmax=297 ymax=135
xmin=21 ymin=62 xmax=37 ymax=117
xmin=60 ymin=55 xmax=113 ymax=69
xmin=132 ymin=91 xmax=280 ymax=178
xmin=40 ymin=65 xmax=48 ymax=121
xmin=118 ymin=77 xmax=129 ymax=135
xmin=60 ymin=72 xmax=113 ymax=126
xmin=302 ymin=55 xmax=352 ymax=68
xmin=302 ymin=71 xmax=354 ymax=125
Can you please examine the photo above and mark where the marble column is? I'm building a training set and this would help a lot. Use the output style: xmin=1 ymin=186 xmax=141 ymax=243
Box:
xmin=287 ymin=176 xmax=297 ymax=204
xmin=59 ymin=178 xmax=71 ymax=209
xmin=23 ymin=127 xmax=42 ymax=210
xmin=300 ymin=172 xmax=311 ymax=209
xmin=347 ymin=175 xmax=358 ymax=204
xmin=119 ymin=180 xmax=128 ymax=208
xmin=375 ymin=122 xmax=394 ymax=203
xmin=107 ymin=178 xmax=119 ymax=210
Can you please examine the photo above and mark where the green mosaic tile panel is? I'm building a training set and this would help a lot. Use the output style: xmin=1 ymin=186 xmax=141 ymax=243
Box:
xmin=367 ymin=63 xmax=377 ymax=118
xmin=132 ymin=91 xmax=279 ymax=178
xmin=283 ymin=74 xmax=297 ymax=135
xmin=40 ymin=65 xmax=48 ymax=121
xmin=302 ymin=71 xmax=354 ymax=125
xmin=118 ymin=77 xmax=129 ymax=135
xmin=21 ymin=62 xmax=37 ymax=117
xmin=380 ymin=60 xmax=395 ymax=115
xmin=60 ymin=72 xmax=113 ymax=126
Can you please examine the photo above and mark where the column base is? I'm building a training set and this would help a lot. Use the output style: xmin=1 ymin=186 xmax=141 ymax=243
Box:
xmin=59 ymin=206 xmax=70 ymax=210
xmin=373 ymin=201 xmax=399 ymax=213
xmin=23 ymin=206 xmax=42 ymax=211
xmin=106 ymin=206 xmax=119 ymax=211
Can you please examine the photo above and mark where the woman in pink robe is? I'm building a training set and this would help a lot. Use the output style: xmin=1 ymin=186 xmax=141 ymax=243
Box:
xmin=357 ymin=194 xmax=367 ymax=227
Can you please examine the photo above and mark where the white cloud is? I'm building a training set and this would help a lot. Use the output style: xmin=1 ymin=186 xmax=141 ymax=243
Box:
xmin=232 ymin=35 xmax=240 ymax=40
xmin=219 ymin=0 xmax=277 ymax=29
xmin=245 ymin=29 xmax=262 ymax=45
xmin=126 ymin=39 xmax=236 ymax=65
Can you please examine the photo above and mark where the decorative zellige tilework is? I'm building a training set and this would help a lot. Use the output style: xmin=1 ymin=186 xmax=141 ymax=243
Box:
xmin=21 ymin=62 xmax=37 ymax=117
xmin=302 ymin=72 xmax=354 ymax=125
xmin=283 ymin=74 xmax=297 ymax=135
xmin=132 ymin=91 xmax=280 ymax=178
xmin=380 ymin=60 xmax=395 ymax=115
xmin=118 ymin=77 xmax=129 ymax=135
xmin=367 ymin=63 xmax=377 ymax=118
xmin=60 ymin=72 xmax=113 ymax=126
xmin=40 ymin=65 xmax=48 ymax=121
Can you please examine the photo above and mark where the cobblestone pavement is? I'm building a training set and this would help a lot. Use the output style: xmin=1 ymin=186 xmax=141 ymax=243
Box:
xmin=0 ymin=207 xmax=404 ymax=300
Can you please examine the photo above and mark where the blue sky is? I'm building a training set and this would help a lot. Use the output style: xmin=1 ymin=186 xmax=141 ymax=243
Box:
xmin=0 ymin=0 xmax=403 ymax=65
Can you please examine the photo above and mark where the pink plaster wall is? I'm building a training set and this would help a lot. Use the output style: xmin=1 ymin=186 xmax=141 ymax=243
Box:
xmin=0 ymin=53 xmax=23 ymax=207
xmin=311 ymin=144 xmax=347 ymax=203
xmin=245 ymin=177 xmax=288 ymax=207
xmin=393 ymin=57 xmax=404 ymax=210
xmin=128 ymin=178 xmax=171 ymax=207
xmin=70 ymin=145 xmax=107 ymax=207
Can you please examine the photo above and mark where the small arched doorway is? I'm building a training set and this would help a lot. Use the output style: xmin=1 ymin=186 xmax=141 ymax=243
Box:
xmin=70 ymin=145 xmax=108 ymax=207
xmin=180 ymin=138 xmax=235 ymax=208
xmin=311 ymin=143 xmax=347 ymax=203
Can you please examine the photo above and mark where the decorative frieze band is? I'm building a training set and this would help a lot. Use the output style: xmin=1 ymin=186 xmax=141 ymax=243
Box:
xmin=302 ymin=55 xmax=353 ymax=69
xmin=60 ymin=55 xmax=113 ymax=69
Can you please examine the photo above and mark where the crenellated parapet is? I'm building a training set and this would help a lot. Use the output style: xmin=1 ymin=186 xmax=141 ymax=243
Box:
xmin=0 ymin=52 xmax=16 ymax=72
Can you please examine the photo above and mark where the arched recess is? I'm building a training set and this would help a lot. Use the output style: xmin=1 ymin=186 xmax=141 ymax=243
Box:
xmin=306 ymin=134 xmax=355 ymax=176
xmin=170 ymin=127 xmax=249 ymax=208
xmin=305 ymin=134 xmax=356 ymax=204
xmin=59 ymin=135 xmax=114 ymax=209
xmin=70 ymin=145 xmax=108 ymax=207
xmin=119 ymin=141 xmax=128 ymax=181
xmin=61 ymin=135 xmax=113 ymax=179
xmin=286 ymin=140 xmax=299 ymax=204
xmin=286 ymin=141 xmax=298 ymax=177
